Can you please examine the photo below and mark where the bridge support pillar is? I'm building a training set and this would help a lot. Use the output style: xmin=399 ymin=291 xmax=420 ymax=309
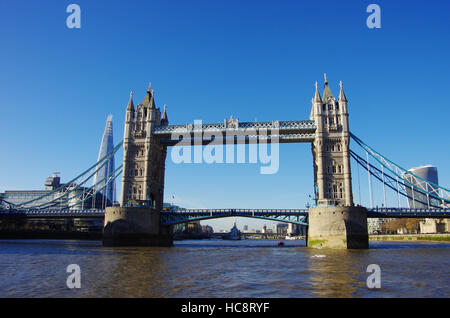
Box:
xmin=307 ymin=206 xmax=368 ymax=249
xmin=102 ymin=207 xmax=172 ymax=246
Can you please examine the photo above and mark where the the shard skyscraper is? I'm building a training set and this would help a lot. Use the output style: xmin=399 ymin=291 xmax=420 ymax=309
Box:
xmin=94 ymin=114 xmax=116 ymax=205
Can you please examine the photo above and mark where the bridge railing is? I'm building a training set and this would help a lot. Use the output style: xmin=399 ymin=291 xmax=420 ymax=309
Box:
xmin=152 ymin=120 xmax=316 ymax=135
xmin=0 ymin=208 xmax=105 ymax=217
xmin=164 ymin=208 xmax=309 ymax=214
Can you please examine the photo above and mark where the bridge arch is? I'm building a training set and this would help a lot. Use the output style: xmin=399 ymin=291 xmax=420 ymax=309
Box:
xmin=160 ymin=209 xmax=309 ymax=226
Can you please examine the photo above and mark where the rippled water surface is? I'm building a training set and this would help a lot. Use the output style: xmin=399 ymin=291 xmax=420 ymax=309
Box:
xmin=0 ymin=239 xmax=449 ymax=297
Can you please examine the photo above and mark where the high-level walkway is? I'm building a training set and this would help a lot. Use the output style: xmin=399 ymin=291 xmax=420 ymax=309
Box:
xmin=153 ymin=120 xmax=316 ymax=145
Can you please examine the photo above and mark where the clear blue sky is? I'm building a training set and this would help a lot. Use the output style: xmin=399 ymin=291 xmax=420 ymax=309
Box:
xmin=1 ymin=0 xmax=449 ymax=231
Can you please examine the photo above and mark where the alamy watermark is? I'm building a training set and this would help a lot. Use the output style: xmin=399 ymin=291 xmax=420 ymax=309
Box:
xmin=366 ymin=4 xmax=381 ymax=29
xmin=366 ymin=264 xmax=381 ymax=289
xmin=66 ymin=264 xmax=81 ymax=289
xmin=66 ymin=4 xmax=81 ymax=29
xmin=169 ymin=120 xmax=279 ymax=174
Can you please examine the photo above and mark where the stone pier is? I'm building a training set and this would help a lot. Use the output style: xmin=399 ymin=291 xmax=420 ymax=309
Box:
xmin=102 ymin=207 xmax=172 ymax=247
xmin=307 ymin=206 xmax=368 ymax=249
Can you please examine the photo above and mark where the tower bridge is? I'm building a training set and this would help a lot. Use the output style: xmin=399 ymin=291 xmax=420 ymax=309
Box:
xmin=2 ymin=74 xmax=449 ymax=249
xmin=103 ymin=74 xmax=363 ymax=248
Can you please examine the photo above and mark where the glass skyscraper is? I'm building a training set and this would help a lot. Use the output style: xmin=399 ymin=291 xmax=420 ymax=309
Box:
xmin=402 ymin=165 xmax=439 ymax=208
xmin=93 ymin=115 xmax=116 ymax=205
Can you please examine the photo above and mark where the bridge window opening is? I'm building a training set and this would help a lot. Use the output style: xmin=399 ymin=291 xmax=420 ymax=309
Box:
xmin=333 ymin=184 xmax=338 ymax=198
xmin=328 ymin=183 xmax=333 ymax=198
xmin=338 ymin=165 xmax=342 ymax=173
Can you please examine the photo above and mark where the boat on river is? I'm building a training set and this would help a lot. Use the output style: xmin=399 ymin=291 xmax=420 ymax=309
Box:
xmin=223 ymin=222 xmax=241 ymax=240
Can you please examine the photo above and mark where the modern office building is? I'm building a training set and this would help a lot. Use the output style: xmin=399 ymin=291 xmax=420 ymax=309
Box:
xmin=402 ymin=165 xmax=439 ymax=208
xmin=287 ymin=223 xmax=307 ymax=236
xmin=93 ymin=115 xmax=116 ymax=205
xmin=276 ymin=223 xmax=288 ymax=235
xmin=402 ymin=165 xmax=448 ymax=233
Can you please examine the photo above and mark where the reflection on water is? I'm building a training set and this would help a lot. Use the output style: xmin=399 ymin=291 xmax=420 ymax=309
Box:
xmin=0 ymin=239 xmax=449 ymax=297
xmin=307 ymin=249 xmax=363 ymax=297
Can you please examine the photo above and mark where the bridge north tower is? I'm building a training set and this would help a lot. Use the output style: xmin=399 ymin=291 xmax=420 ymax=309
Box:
xmin=310 ymin=74 xmax=353 ymax=206
xmin=103 ymin=84 xmax=172 ymax=247
xmin=121 ymin=84 xmax=168 ymax=209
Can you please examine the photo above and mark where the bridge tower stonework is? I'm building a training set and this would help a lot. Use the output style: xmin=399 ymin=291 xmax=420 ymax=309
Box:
xmin=103 ymin=84 xmax=172 ymax=246
xmin=308 ymin=75 xmax=368 ymax=249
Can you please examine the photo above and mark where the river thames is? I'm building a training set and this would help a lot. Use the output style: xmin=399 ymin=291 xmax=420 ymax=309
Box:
xmin=0 ymin=239 xmax=449 ymax=297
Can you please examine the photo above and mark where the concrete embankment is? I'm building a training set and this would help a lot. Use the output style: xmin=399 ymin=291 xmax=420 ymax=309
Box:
xmin=369 ymin=234 xmax=450 ymax=242
xmin=0 ymin=230 xmax=102 ymax=240
xmin=0 ymin=218 xmax=103 ymax=240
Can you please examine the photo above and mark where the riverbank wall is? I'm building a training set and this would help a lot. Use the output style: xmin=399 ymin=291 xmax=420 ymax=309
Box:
xmin=369 ymin=234 xmax=450 ymax=242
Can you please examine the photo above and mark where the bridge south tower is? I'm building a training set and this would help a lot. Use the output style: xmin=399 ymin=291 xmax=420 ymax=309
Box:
xmin=308 ymin=75 xmax=368 ymax=249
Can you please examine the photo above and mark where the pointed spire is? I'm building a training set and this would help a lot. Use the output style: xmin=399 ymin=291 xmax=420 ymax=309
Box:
xmin=161 ymin=104 xmax=169 ymax=125
xmin=314 ymin=81 xmax=322 ymax=103
xmin=339 ymin=81 xmax=347 ymax=102
xmin=322 ymin=73 xmax=333 ymax=103
xmin=141 ymin=82 xmax=156 ymax=109
xmin=127 ymin=91 xmax=134 ymax=111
